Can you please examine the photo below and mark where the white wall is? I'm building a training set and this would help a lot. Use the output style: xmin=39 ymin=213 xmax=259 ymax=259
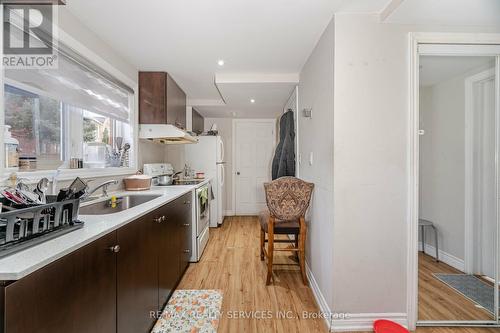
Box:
xmin=298 ymin=17 xmax=335 ymax=313
xmin=331 ymin=13 xmax=500 ymax=319
xmin=419 ymin=62 xmax=496 ymax=263
xmin=419 ymin=73 xmax=467 ymax=261
xmin=204 ymin=118 xmax=233 ymax=215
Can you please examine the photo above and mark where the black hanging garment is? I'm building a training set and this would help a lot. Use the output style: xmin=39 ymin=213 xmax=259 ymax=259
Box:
xmin=271 ymin=110 xmax=295 ymax=180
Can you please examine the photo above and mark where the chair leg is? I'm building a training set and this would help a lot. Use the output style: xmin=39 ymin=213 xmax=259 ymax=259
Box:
xmin=266 ymin=218 xmax=275 ymax=285
xmin=298 ymin=217 xmax=308 ymax=285
xmin=260 ymin=229 xmax=265 ymax=261
xmin=294 ymin=233 xmax=299 ymax=260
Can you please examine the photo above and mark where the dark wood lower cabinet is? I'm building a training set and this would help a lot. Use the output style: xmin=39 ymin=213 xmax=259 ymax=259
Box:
xmin=158 ymin=192 xmax=192 ymax=309
xmin=158 ymin=202 xmax=180 ymax=308
xmin=117 ymin=211 xmax=158 ymax=333
xmin=179 ymin=194 xmax=192 ymax=274
xmin=2 ymin=232 xmax=118 ymax=333
xmin=0 ymin=194 xmax=192 ymax=333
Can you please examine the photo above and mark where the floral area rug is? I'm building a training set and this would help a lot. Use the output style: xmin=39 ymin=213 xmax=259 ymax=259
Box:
xmin=151 ymin=289 xmax=223 ymax=333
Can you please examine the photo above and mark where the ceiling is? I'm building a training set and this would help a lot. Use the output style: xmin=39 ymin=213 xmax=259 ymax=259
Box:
xmin=65 ymin=0 xmax=391 ymax=118
xmin=385 ymin=0 xmax=500 ymax=26
xmin=420 ymin=56 xmax=495 ymax=86
xmin=65 ymin=0 xmax=500 ymax=118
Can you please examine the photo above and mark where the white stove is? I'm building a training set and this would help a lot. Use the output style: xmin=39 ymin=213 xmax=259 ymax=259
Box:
xmin=143 ymin=163 xmax=174 ymax=186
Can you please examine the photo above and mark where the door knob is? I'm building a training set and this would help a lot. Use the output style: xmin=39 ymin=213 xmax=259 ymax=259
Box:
xmin=109 ymin=245 xmax=120 ymax=253
xmin=183 ymin=223 xmax=190 ymax=227
xmin=184 ymin=201 xmax=191 ymax=204
xmin=236 ymin=172 xmax=240 ymax=175
xmin=183 ymin=249 xmax=190 ymax=253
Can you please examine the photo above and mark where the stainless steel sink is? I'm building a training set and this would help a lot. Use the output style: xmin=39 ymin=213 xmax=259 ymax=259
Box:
xmin=79 ymin=194 xmax=162 ymax=215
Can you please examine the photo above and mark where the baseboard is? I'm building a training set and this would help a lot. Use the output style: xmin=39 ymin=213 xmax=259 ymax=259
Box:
xmin=418 ymin=242 xmax=465 ymax=272
xmin=223 ymin=210 xmax=235 ymax=216
xmin=331 ymin=313 xmax=408 ymax=332
xmin=305 ymin=262 xmax=333 ymax=331
xmin=305 ymin=262 xmax=408 ymax=332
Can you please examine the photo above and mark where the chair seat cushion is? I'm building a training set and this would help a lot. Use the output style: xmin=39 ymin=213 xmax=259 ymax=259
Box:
xmin=259 ymin=211 xmax=300 ymax=234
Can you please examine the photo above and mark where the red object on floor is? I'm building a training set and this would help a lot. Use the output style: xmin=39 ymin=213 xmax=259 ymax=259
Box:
xmin=373 ymin=319 xmax=409 ymax=333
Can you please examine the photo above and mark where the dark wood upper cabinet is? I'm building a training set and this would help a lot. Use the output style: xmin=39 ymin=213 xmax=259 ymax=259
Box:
xmin=139 ymin=72 xmax=187 ymax=129
xmin=192 ymin=108 xmax=204 ymax=134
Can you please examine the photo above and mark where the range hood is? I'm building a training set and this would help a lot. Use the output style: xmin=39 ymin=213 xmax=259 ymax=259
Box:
xmin=139 ymin=124 xmax=198 ymax=144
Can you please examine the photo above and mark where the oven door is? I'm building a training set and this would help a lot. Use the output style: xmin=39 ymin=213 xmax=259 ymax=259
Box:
xmin=196 ymin=186 xmax=210 ymax=234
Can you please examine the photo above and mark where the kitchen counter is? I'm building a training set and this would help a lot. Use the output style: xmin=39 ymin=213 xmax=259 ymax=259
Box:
xmin=0 ymin=179 xmax=211 ymax=281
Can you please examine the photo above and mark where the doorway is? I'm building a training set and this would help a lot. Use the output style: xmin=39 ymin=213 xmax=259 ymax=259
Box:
xmin=233 ymin=119 xmax=276 ymax=215
xmin=409 ymin=39 xmax=500 ymax=328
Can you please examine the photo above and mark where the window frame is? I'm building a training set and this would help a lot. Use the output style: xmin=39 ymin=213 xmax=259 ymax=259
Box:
xmin=0 ymin=19 xmax=139 ymax=184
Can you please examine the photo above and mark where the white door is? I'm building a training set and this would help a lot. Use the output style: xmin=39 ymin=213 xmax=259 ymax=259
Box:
xmin=234 ymin=120 xmax=276 ymax=215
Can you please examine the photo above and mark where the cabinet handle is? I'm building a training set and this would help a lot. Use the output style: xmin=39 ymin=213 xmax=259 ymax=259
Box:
xmin=183 ymin=249 xmax=190 ymax=253
xmin=109 ymin=245 xmax=120 ymax=253
xmin=154 ymin=216 xmax=166 ymax=223
xmin=183 ymin=223 xmax=190 ymax=227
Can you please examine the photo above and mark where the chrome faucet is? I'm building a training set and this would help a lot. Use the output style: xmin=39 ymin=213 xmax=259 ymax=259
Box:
xmin=84 ymin=180 xmax=119 ymax=198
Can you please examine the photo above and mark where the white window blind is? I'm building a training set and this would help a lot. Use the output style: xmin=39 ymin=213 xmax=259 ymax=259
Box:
xmin=5 ymin=45 xmax=133 ymax=123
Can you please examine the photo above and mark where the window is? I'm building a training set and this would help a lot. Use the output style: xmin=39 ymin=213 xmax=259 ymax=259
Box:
xmin=5 ymin=85 xmax=63 ymax=170
xmin=3 ymin=44 xmax=134 ymax=173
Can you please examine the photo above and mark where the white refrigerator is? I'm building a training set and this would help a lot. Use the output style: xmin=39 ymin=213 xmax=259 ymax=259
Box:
xmin=185 ymin=136 xmax=225 ymax=227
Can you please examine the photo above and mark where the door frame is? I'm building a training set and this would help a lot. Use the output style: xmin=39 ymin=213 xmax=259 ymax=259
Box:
xmin=464 ymin=68 xmax=497 ymax=275
xmin=407 ymin=32 xmax=500 ymax=329
xmin=232 ymin=118 xmax=277 ymax=215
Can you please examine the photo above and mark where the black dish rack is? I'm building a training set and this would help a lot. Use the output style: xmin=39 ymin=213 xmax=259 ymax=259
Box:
xmin=0 ymin=195 xmax=84 ymax=258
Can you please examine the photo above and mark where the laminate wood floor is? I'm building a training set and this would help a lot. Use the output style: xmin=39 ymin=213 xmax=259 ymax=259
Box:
xmin=418 ymin=253 xmax=494 ymax=321
xmin=177 ymin=217 xmax=498 ymax=332
xmin=177 ymin=216 xmax=329 ymax=333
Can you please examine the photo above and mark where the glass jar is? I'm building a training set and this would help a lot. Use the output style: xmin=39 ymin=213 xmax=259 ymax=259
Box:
xmin=4 ymin=125 xmax=19 ymax=170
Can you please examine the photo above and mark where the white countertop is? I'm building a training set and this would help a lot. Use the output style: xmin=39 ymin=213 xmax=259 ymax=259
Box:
xmin=0 ymin=179 xmax=211 ymax=281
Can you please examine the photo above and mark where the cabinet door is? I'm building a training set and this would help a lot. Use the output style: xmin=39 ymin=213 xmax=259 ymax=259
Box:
xmin=166 ymin=73 xmax=187 ymax=129
xmin=157 ymin=203 xmax=180 ymax=308
xmin=117 ymin=213 xmax=158 ymax=333
xmin=179 ymin=193 xmax=192 ymax=274
xmin=139 ymin=72 xmax=166 ymax=124
xmin=192 ymin=108 xmax=204 ymax=134
xmin=4 ymin=232 xmax=117 ymax=333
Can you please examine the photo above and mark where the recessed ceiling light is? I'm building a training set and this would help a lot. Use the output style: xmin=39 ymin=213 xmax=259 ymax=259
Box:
xmin=217 ymin=59 xmax=225 ymax=66
xmin=250 ymin=99 xmax=255 ymax=103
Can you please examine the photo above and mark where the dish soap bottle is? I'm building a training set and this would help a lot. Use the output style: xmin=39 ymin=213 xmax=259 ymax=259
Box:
xmin=4 ymin=126 xmax=19 ymax=171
